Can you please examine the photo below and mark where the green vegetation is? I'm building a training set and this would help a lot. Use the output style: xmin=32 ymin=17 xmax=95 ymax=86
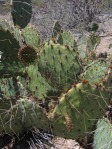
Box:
xmin=0 ymin=0 xmax=112 ymax=148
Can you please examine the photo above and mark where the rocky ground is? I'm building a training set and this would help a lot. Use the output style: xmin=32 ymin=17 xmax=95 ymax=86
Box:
xmin=96 ymin=16 xmax=112 ymax=54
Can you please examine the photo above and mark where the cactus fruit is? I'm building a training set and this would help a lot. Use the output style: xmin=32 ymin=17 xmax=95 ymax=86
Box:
xmin=22 ymin=26 xmax=41 ymax=51
xmin=38 ymin=40 xmax=82 ymax=91
xmin=18 ymin=45 xmax=37 ymax=65
xmin=93 ymin=118 xmax=112 ymax=149
xmin=52 ymin=21 xmax=63 ymax=38
xmin=0 ymin=97 xmax=50 ymax=134
xmin=11 ymin=0 xmax=32 ymax=28
xmin=51 ymin=82 xmax=110 ymax=139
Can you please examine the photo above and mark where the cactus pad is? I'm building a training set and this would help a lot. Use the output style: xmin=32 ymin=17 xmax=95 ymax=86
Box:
xmin=57 ymin=31 xmax=77 ymax=49
xmin=0 ymin=97 xmax=50 ymax=134
xmin=94 ymin=118 xmax=112 ymax=149
xmin=0 ymin=20 xmax=24 ymax=77
xmin=52 ymin=21 xmax=63 ymax=38
xmin=80 ymin=60 xmax=110 ymax=85
xmin=17 ymin=64 xmax=54 ymax=99
xmin=51 ymin=82 xmax=110 ymax=139
xmin=77 ymin=33 xmax=100 ymax=59
xmin=38 ymin=40 xmax=82 ymax=91
xmin=87 ymin=32 xmax=101 ymax=51
xmin=11 ymin=0 xmax=32 ymax=28
xmin=22 ymin=26 xmax=41 ymax=50
xmin=0 ymin=77 xmax=27 ymax=99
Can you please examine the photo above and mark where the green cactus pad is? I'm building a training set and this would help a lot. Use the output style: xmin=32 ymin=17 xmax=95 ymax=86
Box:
xmin=0 ymin=97 xmax=50 ymax=134
xmin=38 ymin=40 xmax=82 ymax=91
xmin=22 ymin=26 xmax=41 ymax=50
xmin=56 ymin=31 xmax=77 ymax=49
xmin=86 ymin=23 xmax=99 ymax=32
xmin=94 ymin=118 xmax=112 ymax=149
xmin=0 ymin=20 xmax=24 ymax=77
xmin=109 ymin=43 xmax=112 ymax=49
xmin=0 ymin=20 xmax=23 ymax=45
xmin=51 ymin=82 xmax=110 ymax=139
xmin=0 ymin=20 xmax=13 ymax=32
xmin=87 ymin=32 xmax=101 ymax=51
xmin=0 ymin=77 xmax=27 ymax=99
xmin=17 ymin=64 xmax=54 ymax=99
xmin=77 ymin=33 xmax=100 ymax=59
xmin=80 ymin=60 xmax=110 ymax=85
xmin=77 ymin=34 xmax=88 ymax=59
xmin=11 ymin=0 xmax=32 ymax=28
xmin=52 ymin=21 xmax=63 ymax=38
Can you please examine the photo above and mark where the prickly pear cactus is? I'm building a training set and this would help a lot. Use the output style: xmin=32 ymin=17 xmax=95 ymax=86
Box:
xmin=109 ymin=43 xmax=112 ymax=49
xmin=52 ymin=21 xmax=77 ymax=48
xmin=0 ymin=77 xmax=50 ymax=134
xmin=77 ymin=33 xmax=100 ymax=59
xmin=86 ymin=23 xmax=99 ymax=32
xmin=0 ymin=19 xmax=23 ymax=46
xmin=0 ymin=97 xmax=50 ymax=134
xmin=0 ymin=20 xmax=13 ymax=32
xmin=0 ymin=13 xmax=110 ymax=148
xmin=17 ymin=64 xmax=55 ymax=99
xmin=0 ymin=76 xmax=50 ymax=135
xmin=38 ymin=40 xmax=82 ymax=92
xmin=22 ymin=26 xmax=41 ymax=51
xmin=52 ymin=21 xmax=63 ymax=38
xmin=11 ymin=0 xmax=32 ymax=28
xmin=0 ymin=20 xmax=24 ymax=77
xmin=80 ymin=60 xmax=111 ymax=85
xmin=77 ymin=33 xmax=89 ymax=59
xmin=93 ymin=118 xmax=112 ymax=149
xmin=87 ymin=32 xmax=101 ymax=51
xmin=0 ymin=77 xmax=27 ymax=99
xmin=51 ymin=82 xmax=110 ymax=139
xmin=56 ymin=31 xmax=77 ymax=49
